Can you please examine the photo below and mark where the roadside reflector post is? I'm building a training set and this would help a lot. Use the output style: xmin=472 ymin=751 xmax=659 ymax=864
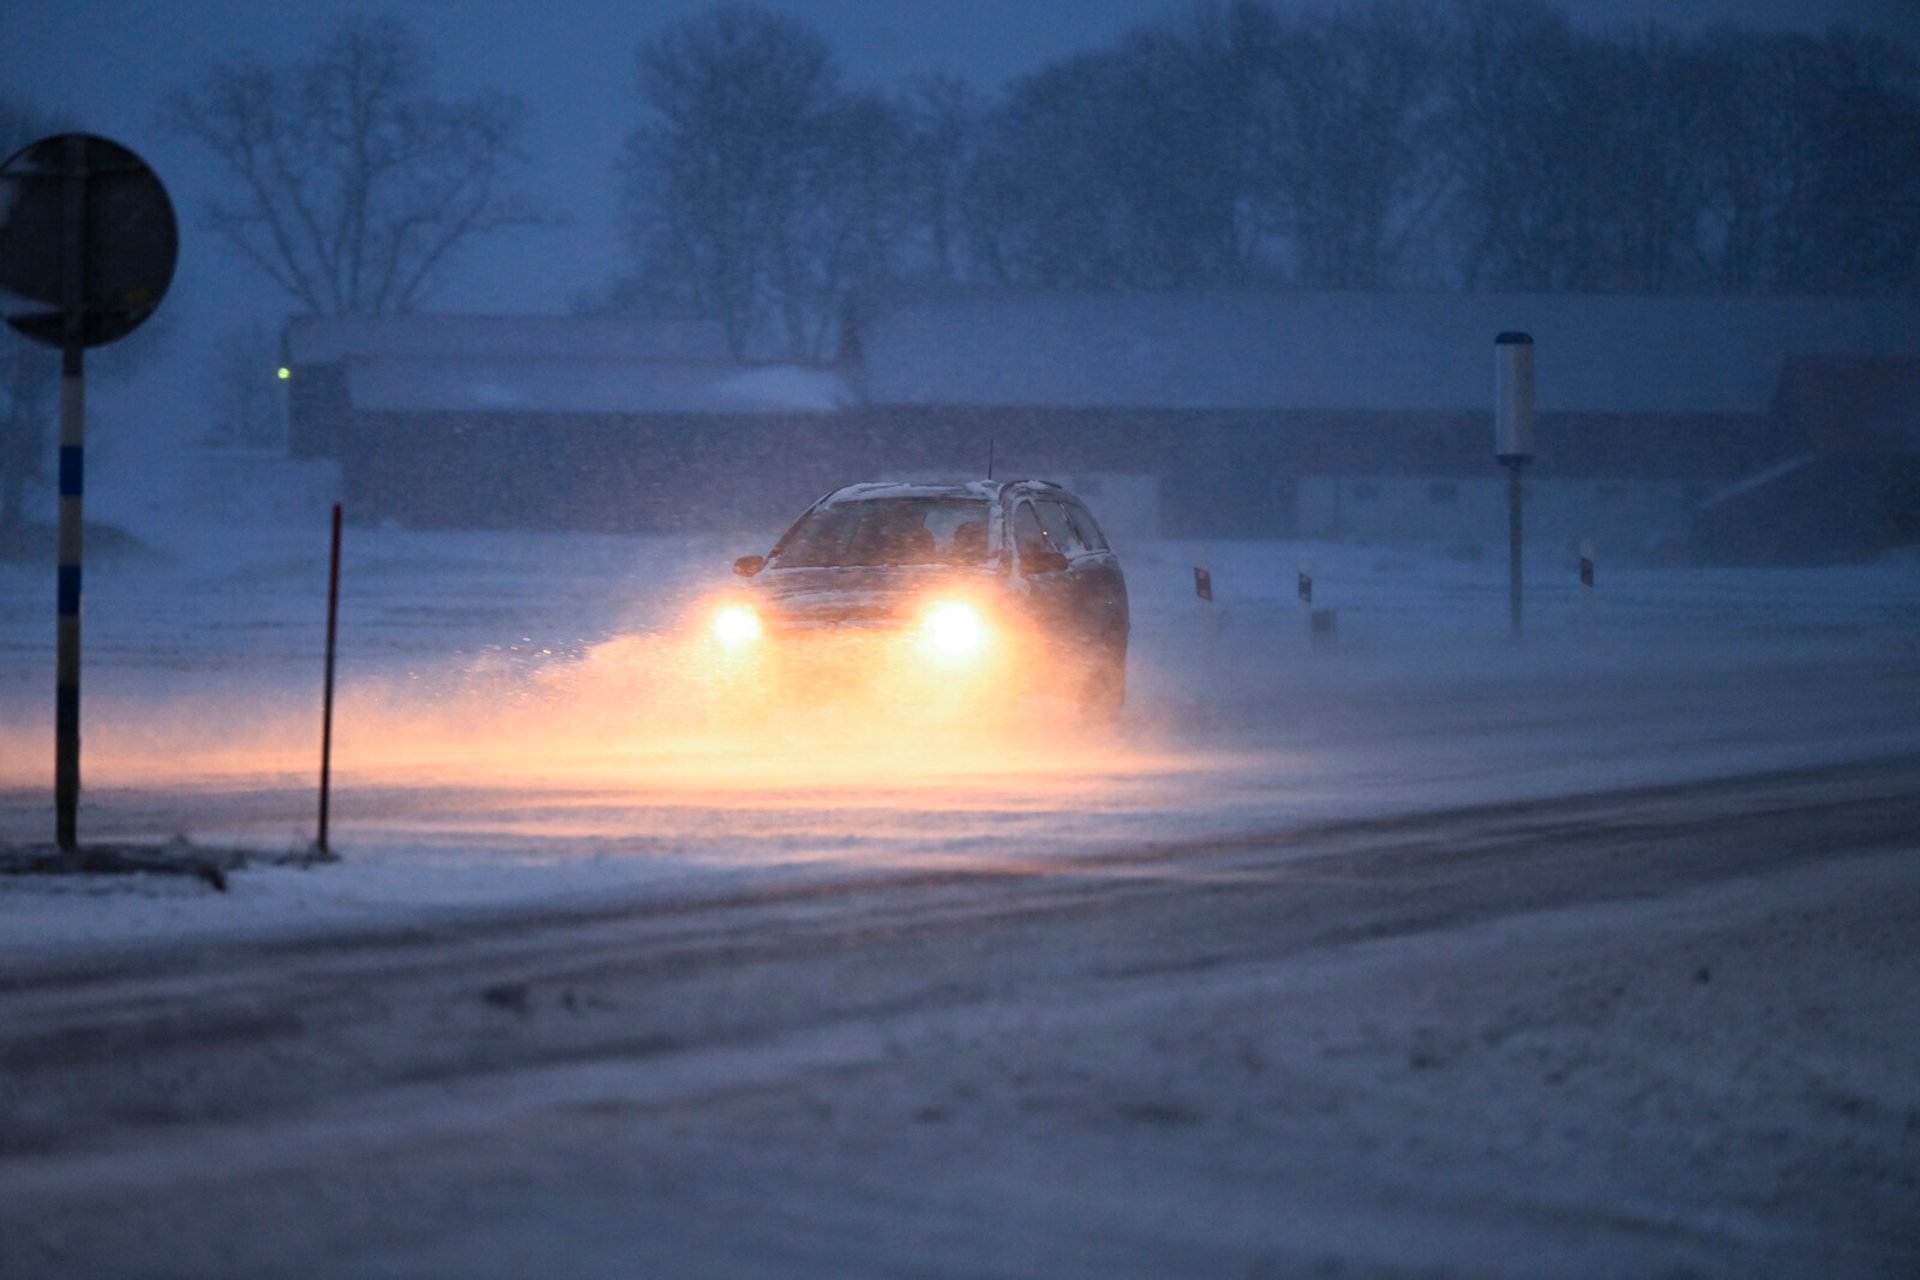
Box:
xmin=1578 ymin=536 xmax=1595 ymax=636
xmin=1310 ymin=608 xmax=1338 ymax=649
xmin=1192 ymin=551 xmax=1220 ymax=662
xmin=1297 ymin=563 xmax=1335 ymax=649
xmin=317 ymin=502 xmax=343 ymax=857
xmin=1495 ymin=332 xmax=1536 ymax=640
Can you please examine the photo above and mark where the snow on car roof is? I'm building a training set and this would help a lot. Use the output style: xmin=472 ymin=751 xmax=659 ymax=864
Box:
xmin=821 ymin=480 xmax=1009 ymax=504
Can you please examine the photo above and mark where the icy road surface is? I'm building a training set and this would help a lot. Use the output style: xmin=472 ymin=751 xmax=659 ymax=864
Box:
xmin=2 ymin=524 xmax=1918 ymax=1276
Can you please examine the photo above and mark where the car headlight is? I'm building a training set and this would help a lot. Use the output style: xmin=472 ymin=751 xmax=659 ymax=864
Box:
xmin=713 ymin=603 xmax=762 ymax=646
xmin=921 ymin=600 xmax=987 ymax=657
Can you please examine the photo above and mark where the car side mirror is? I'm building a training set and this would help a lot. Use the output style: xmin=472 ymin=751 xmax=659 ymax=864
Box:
xmin=733 ymin=554 xmax=765 ymax=577
xmin=1022 ymin=548 xmax=1069 ymax=575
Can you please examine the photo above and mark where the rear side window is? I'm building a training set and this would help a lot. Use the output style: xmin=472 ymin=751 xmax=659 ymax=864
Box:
xmin=1014 ymin=504 xmax=1053 ymax=557
xmin=1059 ymin=501 xmax=1109 ymax=551
xmin=1031 ymin=501 xmax=1089 ymax=555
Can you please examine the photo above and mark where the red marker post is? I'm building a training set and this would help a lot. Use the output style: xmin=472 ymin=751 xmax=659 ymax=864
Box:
xmin=317 ymin=503 xmax=343 ymax=856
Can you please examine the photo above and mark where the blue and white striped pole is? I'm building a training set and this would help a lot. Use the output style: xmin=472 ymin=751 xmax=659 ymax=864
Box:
xmin=55 ymin=346 xmax=83 ymax=850
xmin=55 ymin=134 xmax=85 ymax=853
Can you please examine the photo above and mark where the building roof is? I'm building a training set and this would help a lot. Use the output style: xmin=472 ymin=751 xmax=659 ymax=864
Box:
xmin=291 ymin=312 xmax=851 ymax=417
xmin=344 ymin=357 xmax=852 ymax=416
xmin=1772 ymin=357 xmax=1920 ymax=453
xmin=286 ymin=313 xmax=732 ymax=365
xmin=285 ymin=295 xmax=1920 ymax=422
xmin=854 ymin=288 xmax=1920 ymax=415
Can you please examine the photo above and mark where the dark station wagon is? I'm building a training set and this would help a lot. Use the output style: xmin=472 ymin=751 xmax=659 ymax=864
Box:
xmin=712 ymin=480 xmax=1130 ymax=716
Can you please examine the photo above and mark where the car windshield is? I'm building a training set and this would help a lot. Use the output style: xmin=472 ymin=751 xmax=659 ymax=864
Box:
xmin=771 ymin=498 xmax=992 ymax=568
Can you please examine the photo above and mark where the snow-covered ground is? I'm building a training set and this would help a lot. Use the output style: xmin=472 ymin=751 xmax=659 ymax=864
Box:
xmin=1 ymin=479 xmax=1917 ymax=1277
xmin=2 ymin=501 xmax=1916 ymax=957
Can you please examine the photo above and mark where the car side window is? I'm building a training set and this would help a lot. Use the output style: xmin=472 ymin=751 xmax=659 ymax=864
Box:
xmin=1058 ymin=502 xmax=1108 ymax=552
xmin=1014 ymin=503 xmax=1053 ymax=557
xmin=1034 ymin=501 xmax=1089 ymax=555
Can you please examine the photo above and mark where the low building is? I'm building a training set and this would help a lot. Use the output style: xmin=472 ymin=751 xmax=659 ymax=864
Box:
xmin=283 ymin=314 xmax=853 ymax=531
xmin=285 ymin=292 xmax=1920 ymax=557
xmin=847 ymin=288 xmax=1917 ymax=554
xmin=1692 ymin=357 xmax=1920 ymax=563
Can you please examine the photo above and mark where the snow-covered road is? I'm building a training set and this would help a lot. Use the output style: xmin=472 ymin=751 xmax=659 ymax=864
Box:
xmin=3 ymin=756 xmax=1917 ymax=1277
xmin=2 ymin=522 xmax=1917 ymax=1274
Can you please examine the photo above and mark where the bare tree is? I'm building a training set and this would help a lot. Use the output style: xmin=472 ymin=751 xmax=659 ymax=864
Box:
xmin=1694 ymin=30 xmax=1829 ymax=295
xmin=167 ymin=15 xmax=547 ymax=315
xmin=895 ymin=75 xmax=985 ymax=282
xmin=969 ymin=4 xmax=1277 ymax=289
xmin=1566 ymin=26 xmax=1715 ymax=294
xmin=963 ymin=0 xmax=1450 ymax=292
xmin=787 ymin=91 xmax=904 ymax=359
xmin=618 ymin=5 xmax=893 ymax=360
xmin=1440 ymin=0 xmax=1593 ymax=290
xmin=965 ymin=52 xmax=1131 ymax=287
xmin=1446 ymin=12 xmax=1713 ymax=295
xmin=1261 ymin=0 xmax=1450 ymax=288
xmin=1796 ymin=29 xmax=1920 ymax=296
xmin=1694 ymin=26 xmax=1920 ymax=297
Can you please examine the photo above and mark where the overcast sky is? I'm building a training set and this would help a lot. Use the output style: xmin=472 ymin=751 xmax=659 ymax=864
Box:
xmin=2 ymin=0 xmax=1915 ymax=452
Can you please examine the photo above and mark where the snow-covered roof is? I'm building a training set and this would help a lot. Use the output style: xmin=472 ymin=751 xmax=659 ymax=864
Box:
xmin=856 ymin=289 xmax=1920 ymax=415
xmin=344 ymin=357 xmax=852 ymax=416
xmin=286 ymin=313 xmax=732 ymax=365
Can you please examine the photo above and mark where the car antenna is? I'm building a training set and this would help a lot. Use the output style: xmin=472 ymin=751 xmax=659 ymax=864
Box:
xmin=986 ymin=439 xmax=995 ymax=480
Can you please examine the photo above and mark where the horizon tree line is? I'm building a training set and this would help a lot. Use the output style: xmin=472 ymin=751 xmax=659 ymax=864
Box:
xmin=6 ymin=0 xmax=1915 ymax=513
xmin=161 ymin=0 xmax=1920 ymax=357
xmin=618 ymin=0 xmax=1919 ymax=361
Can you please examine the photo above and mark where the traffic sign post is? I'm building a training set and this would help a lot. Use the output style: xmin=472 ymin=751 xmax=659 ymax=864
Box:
xmin=0 ymin=134 xmax=177 ymax=854
xmin=56 ymin=135 xmax=85 ymax=851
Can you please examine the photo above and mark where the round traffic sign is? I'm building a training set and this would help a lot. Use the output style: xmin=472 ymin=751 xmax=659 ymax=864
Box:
xmin=0 ymin=133 xmax=178 ymax=348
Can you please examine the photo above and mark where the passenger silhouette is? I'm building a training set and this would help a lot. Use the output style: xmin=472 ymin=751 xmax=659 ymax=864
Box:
xmin=950 ymin=520 xmax=988 ymax=560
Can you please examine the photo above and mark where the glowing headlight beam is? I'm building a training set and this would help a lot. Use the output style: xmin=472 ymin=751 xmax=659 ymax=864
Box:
xmin=713 ymin=604 xmax=762 ymax=645
xmin=922 ymin=601 xmax=987 ymax=657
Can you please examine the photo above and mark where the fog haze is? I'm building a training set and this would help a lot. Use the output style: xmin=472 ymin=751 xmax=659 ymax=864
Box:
xmin=3 ymin=6 xmax=1919 ymax=1274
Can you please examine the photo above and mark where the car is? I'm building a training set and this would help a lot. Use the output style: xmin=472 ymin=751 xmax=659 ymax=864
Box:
xmin=710 ymin=479 xmax=1130 ymax=717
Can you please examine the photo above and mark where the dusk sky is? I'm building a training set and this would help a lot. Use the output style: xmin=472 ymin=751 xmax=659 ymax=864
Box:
xmin=3 ymin=0 xmax=1916 ymax=450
